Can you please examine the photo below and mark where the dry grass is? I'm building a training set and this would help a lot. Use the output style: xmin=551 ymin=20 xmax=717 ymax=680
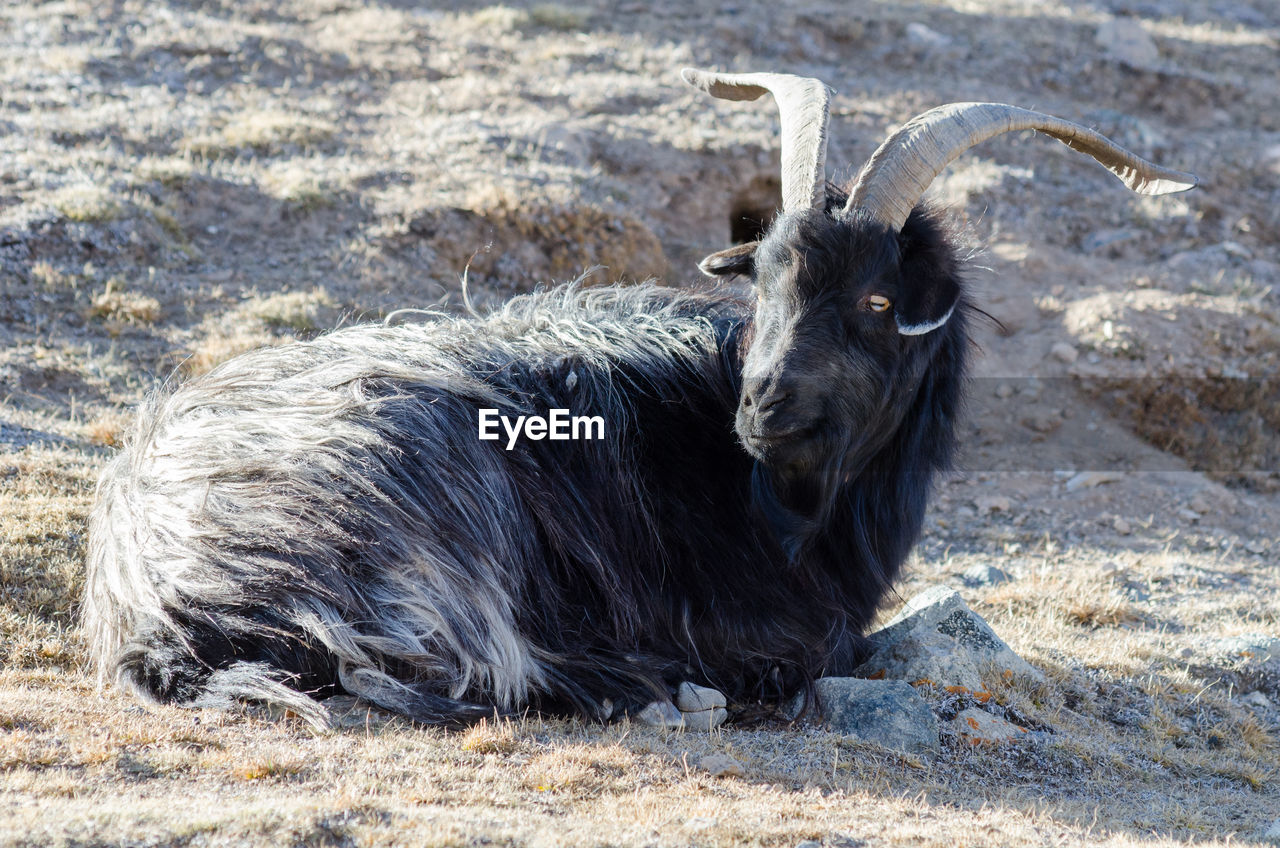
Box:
xmin=87 ymin=285 xmax=162 ymax=326
xmin=183 ymin=110 xmax=336 ymax=159
xmin=1 ymin=0 xmax=1278 ymax=843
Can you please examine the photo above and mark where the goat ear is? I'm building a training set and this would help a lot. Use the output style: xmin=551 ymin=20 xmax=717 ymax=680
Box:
xmin=698 ymin=241 xmax=758 ymax=278
xmin=893 ymin=234 xmax=961 ymax=336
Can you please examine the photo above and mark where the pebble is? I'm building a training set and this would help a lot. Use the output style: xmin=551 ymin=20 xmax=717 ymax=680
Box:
xmin=948 ymin=708 xmax=1028 ymax=745
xmin=682 ymin=707 xmax=729 ymax=731
xmin=698 ymin=752 xmax=744 ymax=777
xmin=1049 ymin=342 xmax=1078 ymax=363
xmin=634 ymin=699 xmax=685 ymax=729
xmin=994 ymin=383 xmax=1014 ymax=399
xmin=1219 ymin=635 xmax=1280 ymax=665
xmin=961 ymin=563 xmax=1014 ymax=588
xmin=1083 ymin=228 xmax=1141 ymax=254
xmin=675 ymin=682 xmax=726 ymax=713
xmin=1240 ymin=691 xmax=1274 ymax=710
xmin=1262 ymin=818 xmax=1280 ymax=845
xmin=1112 ymin=517 xmax=1132 ymax=535
xmin=905 ymin=22 xmax=951 ymax=49
xmin=1095 ymin=17 xmax=1161 ymax=71
xmin=1065 ymin=470 xmax=1124 ymax=492
xmin=973 ymin=495 xmax=1011 ymax=515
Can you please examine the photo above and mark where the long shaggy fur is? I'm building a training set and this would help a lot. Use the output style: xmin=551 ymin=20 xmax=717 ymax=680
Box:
xmin=85 ymin=264 xmax=966 ymax=725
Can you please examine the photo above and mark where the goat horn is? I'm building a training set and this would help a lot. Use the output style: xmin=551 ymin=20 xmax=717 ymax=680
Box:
xmin=682 ymin=67 xmax=832 ymax=213
xmin=845 ymin=102 xmax=1198 ymax=231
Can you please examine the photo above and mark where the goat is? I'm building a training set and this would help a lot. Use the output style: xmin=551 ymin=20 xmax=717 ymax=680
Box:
xmin=83 ymin=69 xmax=1196 ymax=728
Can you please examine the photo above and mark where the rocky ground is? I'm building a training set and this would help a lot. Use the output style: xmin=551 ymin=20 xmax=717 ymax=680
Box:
xmin=1 ymin=0 xmax=1278 ymax=845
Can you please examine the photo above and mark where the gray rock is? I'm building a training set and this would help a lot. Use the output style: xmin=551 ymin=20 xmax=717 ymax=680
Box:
xmin=857 ymin=586 xmax=1043 ymax=692
xmin=320 ymin=695 xmax=395 ymax=730
xmin=1065 ymin=470 xmax=1124 ymax=492
xmin=675 ymin=681 xmax=726 ymax=713
xmin=1083 ymin=227 xmax=1141 ymax=254
xmin=1095 ymin=18 xmax=1161 ymax=71
xmin=682 ymin=707 xmax=729 ymax=731
xmin=698 ymin=752 xmax=744 ymax=777
xmin=1049 ymin=341 xmax=1078 ymax=364
xmin=633 ymin=699 xmax=685 ymax=729
xmin=905 ymin=22 xmax=951 ymax=49
xmin=788 ymin=678 xmax=939 ymax=754
xmin=1240 ymin=690 xmax=1274 ymax=710
xmin=961 ymin=564 xmax=1013 ymax=588
xmin=1218 ymin=635 xmax=1280 ymax=665
xmin=947 ymin=708 xmax=1028 ymax=745
xmin=1262 ymin=818 xmax=1280 ymax=846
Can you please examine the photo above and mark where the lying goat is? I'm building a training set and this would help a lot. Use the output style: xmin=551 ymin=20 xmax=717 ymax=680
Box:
xmin=84 ymin=69 xmax=1196 ymax=727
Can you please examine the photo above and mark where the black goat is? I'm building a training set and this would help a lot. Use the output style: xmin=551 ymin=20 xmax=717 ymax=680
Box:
xmin=83 ymin=69 xmax=1195 ymax=727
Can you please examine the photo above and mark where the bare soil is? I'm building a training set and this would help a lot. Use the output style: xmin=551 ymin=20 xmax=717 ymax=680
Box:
xmin=1 ymin=0 xmax=1278 ymax=845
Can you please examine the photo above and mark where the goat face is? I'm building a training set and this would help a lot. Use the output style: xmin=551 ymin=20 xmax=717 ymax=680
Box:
xmin=738 ymin=210 xmax=914 ymax=480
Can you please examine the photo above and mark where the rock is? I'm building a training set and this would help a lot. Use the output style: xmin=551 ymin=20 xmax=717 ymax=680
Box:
xmin=994 ymin=383 xmax=1014 ymax=399
xmin=1219 ymin=635 xmax=1280 ymax=665
xmin=1083 ymin=228 xmax=1141 ymax=254
xmin=1112 ymin=517 xmax=1132 ymax=535
xmin=321 ymin=695 xmax=395 ymax=730
xmin=1065 ymin=470 xmax=1124 ymax=492
xmin=961 ymin=564 xmax=1013 ymax=588
xmin=857 ymin=586 xmax=1044 ymax=692
xmin=788 ymin=678 xmax=939 ymax=754
xmin=682 ymin=707 xmax=729 ymax=730
xmin=1261 ymin=818 xmax=1280 ymax=846
xmin=973 ymin=495 xmax=1011 ymax=515
xmin=633 ymin=699 xmax=685 ymax=729
xmin=675 ymin=682 xmax=726 ymax=713
xmin=1095 ymin=18 xmax=1161 ymax=71
xmin=905 ymin=22 xmax=951 ymax=49
xmin=947 ymin=708 xmax=1028 ymax=745
xmin=1240 ymin=691 xmax=1274 ymax=710
xmin=1049 ymin=342 xmax=1078 ymax=363
xmin=698 ymin=752 xmax=744 ymax=777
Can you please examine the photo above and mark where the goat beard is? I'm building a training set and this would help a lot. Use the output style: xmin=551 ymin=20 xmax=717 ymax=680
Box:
xmin=750 ymin=446 xmax=847 ymax=561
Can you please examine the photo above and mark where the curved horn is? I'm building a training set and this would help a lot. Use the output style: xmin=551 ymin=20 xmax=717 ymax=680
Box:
xmin=845 ymin=102 xmax=1198 ymax=231
xmin=682 ymin=67 xmax=832 ymax=213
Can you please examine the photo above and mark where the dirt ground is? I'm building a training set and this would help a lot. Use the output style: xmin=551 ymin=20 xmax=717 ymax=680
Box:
xmin=1 ymin=0 xmax=1278 ymax=845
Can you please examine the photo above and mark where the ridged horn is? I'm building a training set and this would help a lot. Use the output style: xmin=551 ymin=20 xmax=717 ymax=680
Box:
xmin=846 ymin=102 xmax=1198 ymax=231
xmin=682 ymin=67 xmax=832 ymax=213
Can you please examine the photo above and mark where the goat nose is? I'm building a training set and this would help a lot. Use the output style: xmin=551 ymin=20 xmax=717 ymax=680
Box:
xmin=742 ymin=377 xmax=793 ymax=415
xmin=758 ymin=389 xmax=792 ymax=413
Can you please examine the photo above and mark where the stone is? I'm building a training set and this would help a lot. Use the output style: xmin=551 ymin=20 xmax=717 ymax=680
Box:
xmin=320 ymin=695 xmax=395 ymax=730
xmin=947 ymin=708 xmax=1028 ymax=745
xmin=681 ymin=707 xmax=729 ymax=731
xmin=1262 ymin=818 xmax=1280 ymax=845
xmin=1219 ymin=635 xmax=1280 ymax=665
xmin=961 ymin=563 xmax=1013 ymax=588
xmin=905 ymin=22 xmax=951 ymax=49
xmin=1095 ymin=18 xmax=1161 ymax=71
xmin=675 ymin=682 xmax=726 ymax=713
xmin=973 ymin=495 xmax=1011 ymax=515
xmin=787 ymin=678 xmax=940 ymax=754
xmin=1065 ymin=470 xmax=1124 ymax=492
xmin=857 ymin=585 xmax=1044 ymax=692
xmin=1240 ymin=691 xmax=1274 ymax=710
xmin=633 ymin=699 xmax=685 ymax=729
xmin=1083 ymin=228 xmax=1141 ymax=254
xmin=1049 ymin=341 xmax=1078 ymax=363
xmin=698 ymin=752 xmax=744 ymax=777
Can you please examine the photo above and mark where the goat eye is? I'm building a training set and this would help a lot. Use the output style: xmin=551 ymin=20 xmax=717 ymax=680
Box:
xmin=866 ymin=295 xmax=892 ymax=313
